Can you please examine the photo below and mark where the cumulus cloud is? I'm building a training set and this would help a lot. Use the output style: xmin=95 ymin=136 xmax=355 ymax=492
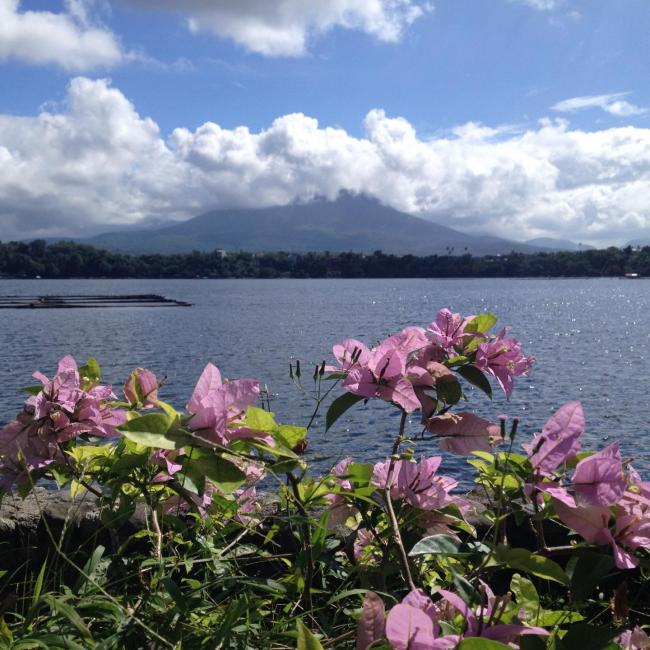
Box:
xmin=2 ymin=78 xmax=650 ymax=245
xmin=123 ymin=0 xmax=432 ymax=56
xmin=553 ymin=93 xmax=647 ymax=117
xmin=0 ymin=0 xmax=122 ymax=70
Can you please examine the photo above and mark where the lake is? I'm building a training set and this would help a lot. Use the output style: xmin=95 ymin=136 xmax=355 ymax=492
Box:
xmin=1 ymin=278 xmax=648 ymax=483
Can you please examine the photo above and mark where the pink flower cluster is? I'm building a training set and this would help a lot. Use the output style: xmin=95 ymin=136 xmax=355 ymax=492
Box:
xmin=524 ymin=401 xmax=650 ymax=569
xmin=186 ymin=363 xmax=270 ymax=448
xmin=158 ymin=363 xmax=266 ymax=519
xmin=357 ymin=584 xmax=548 ymax=650
xmin=371 ymin=456 xmax=459 ymax=511
xmin=0 ymin=356 xmax=126 ymax=490
xmin=330 ymin=309 xmax=533 ymax=452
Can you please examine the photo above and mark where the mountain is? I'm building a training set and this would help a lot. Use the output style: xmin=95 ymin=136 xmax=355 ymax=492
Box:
xmin=525 ymin=237 xmax=594 ymax=252
xmin=627 ymin=237 xmax=650 ymax=247
xmin=83 ymin=194 xmax=550 ymax=256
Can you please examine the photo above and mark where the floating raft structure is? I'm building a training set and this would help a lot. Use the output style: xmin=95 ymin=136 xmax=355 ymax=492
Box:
xmin=0 ymin=294 xmax=192 ymax=309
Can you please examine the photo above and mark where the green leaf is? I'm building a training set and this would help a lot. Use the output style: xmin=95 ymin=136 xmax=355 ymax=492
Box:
xmin=0 ymin=617 xmax=13 ymax=644
xmin=241 ymin=407 xmax=307 ymax=450
xmin=100 ymin=496 xmax=135 ymax=529
xmin=458 ymin=638 xmax=511 ymax=650
xmin=436 ymin=377 xmax=463 ymax=405
xmin=496 ymin=547 xmax=569 ymax=585
xmin=296 ymin=620 xmax=324 ymax=650
xmin=44 ymin=595 xmax=93 ymax=642
xmin=67 ymin=445 xmax=113 ymax=463
xmin=345 ymin=462 xmax=373 ymax=484
xmin=20 ymin=385 xmax=42 ymax=396
xmin=184 ymin=455 xmax=245 ymax=494
xmin=465 ymin=313 xmax=498 ymax=334
xmin=74 ymin=546 xmax=105 ymax=596
xmin=326 ymin=392 xmax=366 ymax=431
xmin=117 ymin=413 xmax=191 ymax=449
xmin=242 ymin=406 xmax=277 ymax=433
xmin=161 ymin=578 xmax=189 ymax=613
xmin=565 ymin=549 xmax=614 ymax=602
xmin=457 ymin=365 xmax=493 ymax=399
xmin=275 ymin=424 xmax=307 ymax=449
xmin=556 ymin=623 xmax=619 ymax=650
xmin=78 ymin=357 xmax=101 ymax=385
xmin=268 ymin=459 xmax=305 ymax=474
xmin=409 ymin=534 xmax=465 ymax=556
xmin=32 ymin=560 xmax=47 ymax=606
xmin=450 ymin=567 xmax=475 ymax=604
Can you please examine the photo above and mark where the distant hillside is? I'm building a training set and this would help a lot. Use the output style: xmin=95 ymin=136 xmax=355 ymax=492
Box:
xmin=83 ymin=194 xmax=550 ymax=256
xmin=628 ymin=236 xmax=650 ymax=247
xmin=525 ymin=237 xmax=593 ymax=252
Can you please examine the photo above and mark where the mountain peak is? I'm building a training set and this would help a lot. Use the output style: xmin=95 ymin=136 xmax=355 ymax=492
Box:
xmin=83 ymin=196 xmax=549 ymax=256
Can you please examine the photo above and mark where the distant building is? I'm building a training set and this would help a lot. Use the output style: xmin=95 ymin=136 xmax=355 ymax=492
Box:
xmin=216 ymin=249 xmax=227 ymax=259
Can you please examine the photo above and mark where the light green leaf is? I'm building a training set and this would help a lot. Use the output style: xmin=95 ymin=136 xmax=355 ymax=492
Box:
xmin=118 ymin=413 xmax=191 ymax=449
xmin=496 ymin=547 xmax=569 ymax=585
xmin=459 ymin=639 xmax=511 ymax=650
xmin=465 ymin=313 xmax=498 ymax=334
xmin=184 ymin=455 xmax=245 ymax=494
xmin=242 ymin=406 xmax=277 ymax=432
xmin=275 ymin=424 xmax=307 ymax=449
xmin=296 ymin=620 xmax=324 ymax=650
xmin=79 ymin=357 xmax=101 ymax=385
xmin=32 ymin=560 xmax=47 ymax=607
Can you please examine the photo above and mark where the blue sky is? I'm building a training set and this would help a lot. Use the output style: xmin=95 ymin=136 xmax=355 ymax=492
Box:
xmin=1 ymin=0 xmax=649 ymax=245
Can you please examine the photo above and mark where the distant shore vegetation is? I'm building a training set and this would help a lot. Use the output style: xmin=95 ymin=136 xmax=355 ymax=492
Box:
xmin=1 ymin=239 xmax=650 ymax=279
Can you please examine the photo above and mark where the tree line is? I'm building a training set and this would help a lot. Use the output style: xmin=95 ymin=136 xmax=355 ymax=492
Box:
xmin=1 ymin=239 xmax=649 ymax=279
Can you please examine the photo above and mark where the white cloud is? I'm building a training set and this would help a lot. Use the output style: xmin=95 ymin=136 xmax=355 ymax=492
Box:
xmin=553 ymin=93 xmax=647 ymax=117
xmin=124 ymin=0 xmax=432 ymax=56
xmin=511 ymin=0 xmax=561 ymax=10
xmin=0 ymin=0 xmax=122 ymax=70
xmin=2 ymin=78 xmax=650 ymax=246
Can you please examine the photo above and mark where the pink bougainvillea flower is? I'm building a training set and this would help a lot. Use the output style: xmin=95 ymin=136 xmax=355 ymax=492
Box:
xmin=343 ymin=338 xmax=420 ymax=412
xmin=437 ymin=584 xmax=549 ymax=646
xmin=427 ymin=308 xmax=473 ymax=353
xmin=572 ymin=442 xmax=626 ymax=507
xmin=325 ymin=457 xmax=358 ymax=528
xmin=330 ymin=338 xmax=371 ymax=372
xmin=552 ymin=498 xmax=639 ymax=569
xmin=124 ymin=367 xmax=159 ymax=408
xmin=385 ymin=589 xmax=459 ymax=650
xmin=356 ymin=591 xmax=385 ymax=650
xmin=617 ymin=627 xmax=650 ymax=650
xmin=186 ymin=363 xmax=269 ymax=447
xmin=385 ymin=326 xmax=430 ymax=357
xmin=425 ymin=412 xmax=502 ymax=455
xmin=0 ymin=356 xmax=127 ymax=491
xmin=474 ymin=327 xmax=534 ymax=398
xmin=151 ymin=448 xmax=183 ymax=479
xmin=371 ymin=457 xmax=459 ymax=511
xmin=353 ymin=528 xmax=381 ymax=566
xmin=523 ymin=401 xmax=584 ymax=476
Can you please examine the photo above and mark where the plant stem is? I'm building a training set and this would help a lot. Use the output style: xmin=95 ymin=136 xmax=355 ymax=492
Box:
xmin=383 ymin=410 xmax=417 ymax=592
xmin=287 ymin=473 xmax=314 ymax=611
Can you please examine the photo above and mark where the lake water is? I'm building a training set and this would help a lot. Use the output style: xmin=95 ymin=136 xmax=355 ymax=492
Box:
xmin=1 ymin=278 xmax=648 ymax=483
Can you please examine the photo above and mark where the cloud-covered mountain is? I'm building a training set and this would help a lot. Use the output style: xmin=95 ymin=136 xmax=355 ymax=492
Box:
xmin=2 ymin=78 xmax=650 ymax=247
xmin=83 ymin=194 xmax=554 ymax=256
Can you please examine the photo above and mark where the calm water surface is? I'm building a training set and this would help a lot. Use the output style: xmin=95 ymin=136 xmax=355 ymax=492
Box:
xmin=1 ymin=278 xmax=648 ymax=481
